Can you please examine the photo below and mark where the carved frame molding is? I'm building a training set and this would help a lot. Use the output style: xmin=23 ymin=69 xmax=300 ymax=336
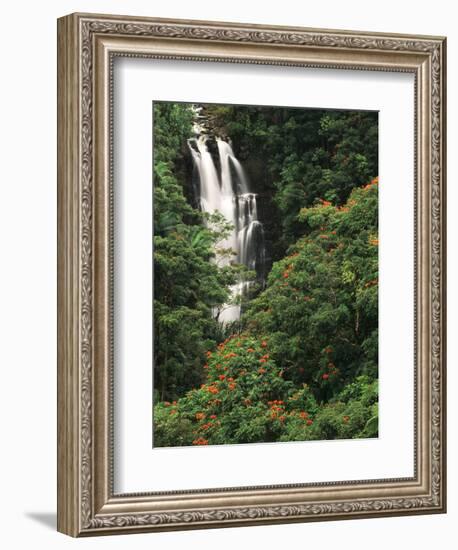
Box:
xmin=57 ymin=13 xmax=446 ymax=536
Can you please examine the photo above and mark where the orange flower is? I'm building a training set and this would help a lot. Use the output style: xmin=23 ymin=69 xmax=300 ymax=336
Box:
xmin=207 ymin=386 xmax=219 ymax=395
xmin=201 ymin=422 xmax=212 ymax=431
xmin=258 ymin=368 xmax=267 ymax=374
xmin=364 ymin=177 xmax=378 ymax=189
xmin=228 ymin=382 xmax=236 ymax=390
xmin=343 ymin=415 xmax=350 ymax=423
xmin=218 ymin=374 xmax=226 ymax=381
xmin=259 ymin=358 xmax=267 ymax=364
xmin=261 ymin=340 xmax=268 ymax=348
xmin=283 ymin=272 xmax=289 ymax=279
xmin=299 ymin=411 xmax=308 ymax=419
xmin=192 ymin=437 xmax=209 ymax=445
xmin=247 ymin=347 xmax=255 ymax=353
xmin=195 ymin=412 xmax=205 ymax=421
xmin=306 ymin=419 xmax=313 ymax=426
xmin=206 ymin=351 xmax=212 ymax=358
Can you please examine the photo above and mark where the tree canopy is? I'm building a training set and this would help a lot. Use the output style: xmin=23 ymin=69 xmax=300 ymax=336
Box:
xmin=153 ymin=102 xmax=378 ymax=445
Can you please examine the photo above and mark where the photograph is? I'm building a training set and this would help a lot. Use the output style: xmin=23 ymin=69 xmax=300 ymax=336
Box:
xmin=153 ymin=101 xmax=379 ymax=447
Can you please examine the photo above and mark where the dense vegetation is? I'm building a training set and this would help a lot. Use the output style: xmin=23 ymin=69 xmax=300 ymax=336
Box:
xmin=153 ymin=102 xmax=378 ymax=446
xmin=153 ymin=103 xmax=236 ymax=399
xmin=203 ymin=104 xmax=378 ymax=258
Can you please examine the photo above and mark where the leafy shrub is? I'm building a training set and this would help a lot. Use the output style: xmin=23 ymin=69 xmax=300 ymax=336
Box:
xmin=153 ymin=339 xmax=378 ymax=446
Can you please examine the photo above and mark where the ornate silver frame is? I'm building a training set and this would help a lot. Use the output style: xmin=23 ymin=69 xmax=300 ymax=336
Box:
xmin=57 ymin=12 xmax=446 ymax=536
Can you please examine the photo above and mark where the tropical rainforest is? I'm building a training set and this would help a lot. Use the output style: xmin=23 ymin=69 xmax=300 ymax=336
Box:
xmin=153 ymin=101 xmax=379 ymax=447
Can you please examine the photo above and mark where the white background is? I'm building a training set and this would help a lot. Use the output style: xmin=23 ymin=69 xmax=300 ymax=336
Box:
xmin=0 ymin=1 xmax=455 ymax=548
xmin=115 ymin=60 xmax=414 ymax=492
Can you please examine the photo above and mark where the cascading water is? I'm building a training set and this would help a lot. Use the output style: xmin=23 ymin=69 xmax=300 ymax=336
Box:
xmin=188 ymin=131 xmax=266 ymax=323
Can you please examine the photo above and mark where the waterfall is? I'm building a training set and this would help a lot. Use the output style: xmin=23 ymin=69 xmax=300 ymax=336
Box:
xmin=188 ymin=133 xmax=266 ymax=323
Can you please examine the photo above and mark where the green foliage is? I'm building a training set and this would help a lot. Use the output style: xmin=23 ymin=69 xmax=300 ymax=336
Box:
xmin=202 ymin=104 xmax=378 ymax=255
xmin=153 ymin=103 xmax=239 ymax=400
xmin=154 ymin=336 xmax=291 ymax=446
xmin=153 ymin=337 xmax=378 ymax=446
xmin=244 ymin=180 xmax=379 ymax=402
xmin=153 ymin=102 xmax=379 ymax=446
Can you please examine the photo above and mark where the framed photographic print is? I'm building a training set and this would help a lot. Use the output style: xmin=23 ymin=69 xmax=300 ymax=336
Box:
xmin=57 ymin=13 xmax=446 ymax=536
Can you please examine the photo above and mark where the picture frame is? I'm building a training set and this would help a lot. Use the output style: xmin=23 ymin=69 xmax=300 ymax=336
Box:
xmin=57 ymin=12 xmax=446 ymax=536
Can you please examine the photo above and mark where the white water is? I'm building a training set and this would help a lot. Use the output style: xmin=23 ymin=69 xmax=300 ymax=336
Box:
xmin=188 ymin=134 xmax=266 ymax=323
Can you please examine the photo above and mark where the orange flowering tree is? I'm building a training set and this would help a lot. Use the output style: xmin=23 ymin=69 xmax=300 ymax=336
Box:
xmin=154 ymin=332 xmax=377 ymax=446
xmin=244 ymin=179 xmax=378 ymax=405
xmin=154 ymin=336 xmax=292 ymax=446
